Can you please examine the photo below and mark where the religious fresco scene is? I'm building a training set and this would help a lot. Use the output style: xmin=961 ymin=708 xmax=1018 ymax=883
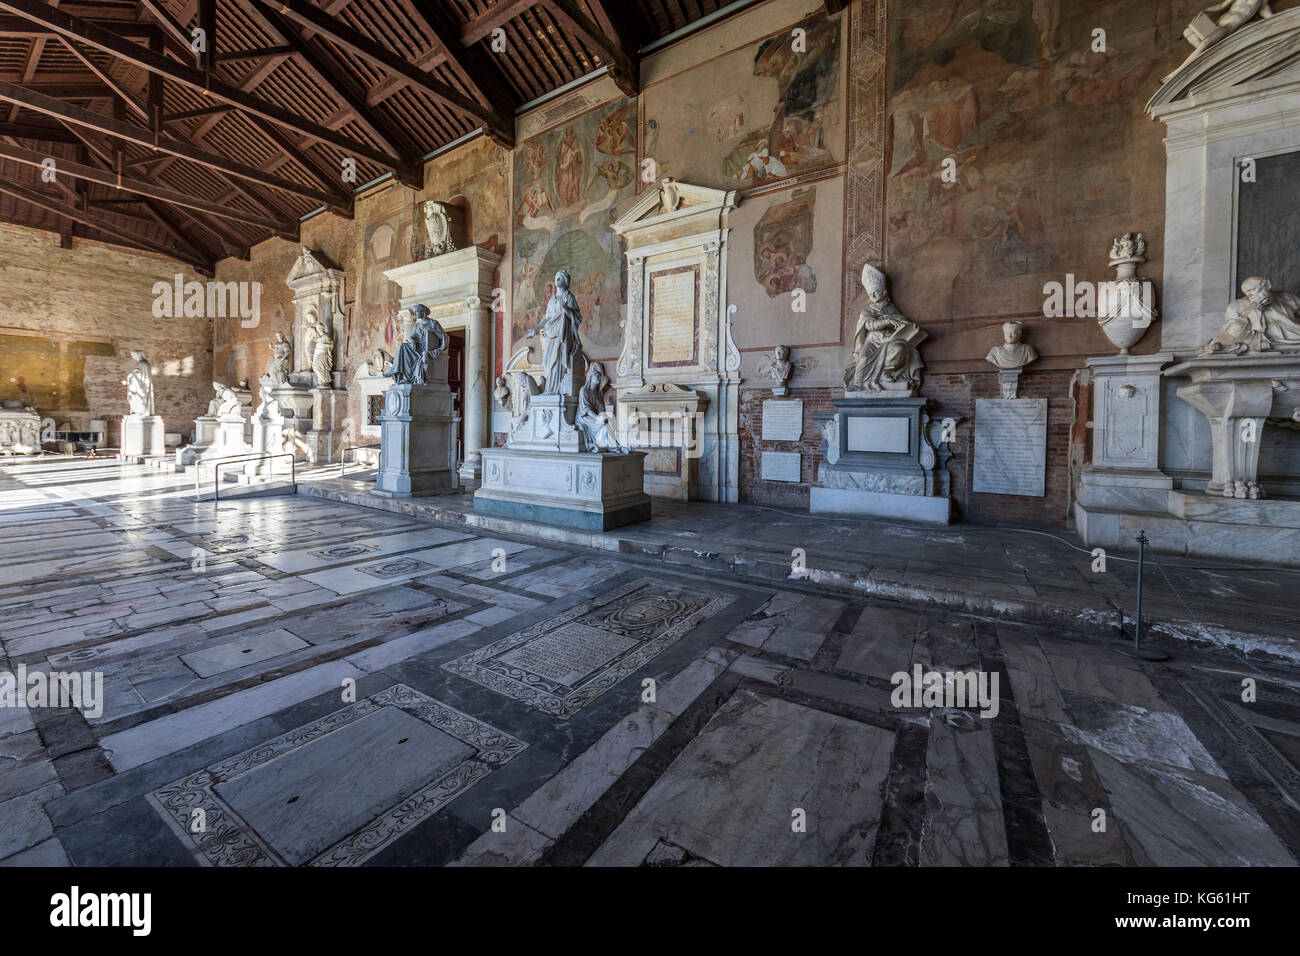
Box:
xmin=1 ymin=0 xmax=1300 ymax=916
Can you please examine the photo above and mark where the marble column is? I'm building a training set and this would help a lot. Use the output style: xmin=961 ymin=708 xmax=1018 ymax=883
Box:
xmin=461 ymin=300 xmax=491 ymax=483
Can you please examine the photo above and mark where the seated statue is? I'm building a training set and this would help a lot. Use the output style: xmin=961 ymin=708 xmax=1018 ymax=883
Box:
xmin=844 ymin=265 xmax=925 ymax=393
xmin=576 ymin=362 xmax=625 ymax=453
xmin=1200 ymin=276 xmax=1300 ymax=356
xmin=390 ymin=304 xmax=448 ymax=386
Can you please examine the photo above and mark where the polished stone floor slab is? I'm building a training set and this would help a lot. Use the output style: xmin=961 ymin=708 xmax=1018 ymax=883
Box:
xmin=1 ymin=458 xmax=1298 ymax=868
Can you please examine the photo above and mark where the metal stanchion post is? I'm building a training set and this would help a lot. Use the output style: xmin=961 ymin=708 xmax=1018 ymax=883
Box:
xmin=1118 ymin=528 xmax=1169 ymax=661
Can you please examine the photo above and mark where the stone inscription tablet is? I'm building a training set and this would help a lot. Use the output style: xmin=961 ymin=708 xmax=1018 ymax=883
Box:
xmin=649 ymin=266 xmax=699 ymax=367
xmin=973 ymin=398 xmax=1047 ymax=497
xmin=847 ymin=416 xmax=909 ymax=454
xmin=762 ymin=399 xmax=804 ymax=442
xmin=761 ymin=450 xmax=802 ymax=483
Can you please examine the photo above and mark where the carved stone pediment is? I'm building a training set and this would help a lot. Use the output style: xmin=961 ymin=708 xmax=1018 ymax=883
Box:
xmin=1149 ymin=8 xmax=1300 ymax=118
xmin=612 ymin=180 xmax=738 ymax=235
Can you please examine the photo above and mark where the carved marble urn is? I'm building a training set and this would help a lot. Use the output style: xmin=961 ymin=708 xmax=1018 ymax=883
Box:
xmin=1098 ymin=233 xmax=1159 ymax=354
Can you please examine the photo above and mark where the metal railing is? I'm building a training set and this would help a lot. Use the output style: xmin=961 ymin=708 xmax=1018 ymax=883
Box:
xmin=193 ymin=452 xmax=296 ymax=502
xmin=340 ymin=443 xmax=381 ymax=479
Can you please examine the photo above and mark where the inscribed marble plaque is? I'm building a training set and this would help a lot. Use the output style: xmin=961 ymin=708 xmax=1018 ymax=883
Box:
xmin=762 ymin=399 xmax=804 ymax=442
xmin=649 ymin=266 xmax=699 ymax=366
xmin=762 ymin=451 xmax=802 ymax=483
xmin=973 ymin=398 xmax=1047 ymax=497
xmin=847 ymin=416 xmax=909 ymax=453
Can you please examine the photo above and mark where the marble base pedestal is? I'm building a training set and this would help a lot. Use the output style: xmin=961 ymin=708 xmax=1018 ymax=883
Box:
xmin=374 ymin=383 xmax=457 ymax=498
xmin=810 ymin=398 xmax=956 ymax=525
xmin=175 ymin=414 xmax=252 ymax=470
xmin=121 ymin=415 xmax=164 ymax=458
xmin=506 ymin=393 xmax=582 ymax=453
xmin=474 ymin=448 xmax=651 ymax=531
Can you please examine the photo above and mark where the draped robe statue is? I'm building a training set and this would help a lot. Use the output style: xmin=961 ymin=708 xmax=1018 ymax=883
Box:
xmin=527 ymin=269 xmax=584 ymax=395
xmin=124 ymin=350 xmax=154 ymax=416
xmin=391 ymin=304 xmax=448 ymax=386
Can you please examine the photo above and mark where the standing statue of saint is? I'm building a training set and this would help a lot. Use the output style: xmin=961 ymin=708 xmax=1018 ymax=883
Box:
xmin=264 ymin=332 xmax=292 ymax=387
xmin=304 ymin=318 xmax=335 ymax=388
xmin=123 ymin=350 xmax=154 ymax=416
xmin=526 ymin=269 xmax=584 ymax=395
xmin=391 ymin=304 xmax=448 ymax=386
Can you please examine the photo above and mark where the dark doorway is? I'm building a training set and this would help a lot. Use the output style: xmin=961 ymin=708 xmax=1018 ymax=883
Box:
xmin=447 ymin=328 xmax=465 ymax=470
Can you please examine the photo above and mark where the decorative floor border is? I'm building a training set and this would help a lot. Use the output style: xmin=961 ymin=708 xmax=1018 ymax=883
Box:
xmin=443 ymin=579 xmax=734 ymax=719
xmin=147 ymin=683 xmax=526 ymax=867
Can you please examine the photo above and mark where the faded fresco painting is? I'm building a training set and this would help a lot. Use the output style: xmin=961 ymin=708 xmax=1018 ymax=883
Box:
xmin=512 ymin=97 xmax=637 ymax=358
xmin=642 ymin=16 xmax=843 ymax=191
xmin=754 ymin=186 xmax=818 ymax=297
xmin=351 ymin=200 xmax=411 ymax=372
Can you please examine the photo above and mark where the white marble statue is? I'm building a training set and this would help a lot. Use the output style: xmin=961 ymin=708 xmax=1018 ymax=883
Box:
xmin=359 ymin=348 xmax=393 ymax=378
xmin=844 ymin=265 xmax=925 ymax=394
xmin=304 ymin=315 xmax=335 ymax=388
xmin=1185 ymin=1 xmax=1274 ymax=53
xmin=1200 ymin=276 xmax=1300 ymax=355
xmin=390 ymin=304 xmax=448 ymax=386
xmin=761 ymin=345 xmax=794 ymax=395
xmin=413 ymin=200 xmax=456 ymax=260
xmin=123 ymin=350 xmax=154 ymax=416
xmin=263 ymin=332 xmax=292 ymax=387
xmin=576 ymin=362 xmax=625 ymax=453
xmin=526 ymin=269 xmax=584 ymax=396
xmin=216 ymin=385 xmax=242 ymax=418
xmin=986 ymin=322 xmax=1039 ymax=371
xmin=493 ymin=375 xmax=512 ymax=412
xmin=659 ymin=177 xmax=681 ymax=213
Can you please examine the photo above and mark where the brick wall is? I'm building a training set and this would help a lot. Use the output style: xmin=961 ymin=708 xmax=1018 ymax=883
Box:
xmin=0 ymin=221 xmax=212 ymax=437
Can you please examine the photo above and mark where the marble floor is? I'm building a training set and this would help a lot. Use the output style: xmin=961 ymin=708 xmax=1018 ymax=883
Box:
xmin=1 ymin=457 xmax=1298 ymax=866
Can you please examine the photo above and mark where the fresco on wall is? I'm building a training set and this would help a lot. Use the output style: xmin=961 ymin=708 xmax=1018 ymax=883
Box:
xmin=754 ymin=186 xmax=818 ymax=297
xmin=512 ymin=97 xmax=637 ymax=357
xmin=352 ymin=209 xmax=410 ymax=371
xmin=642 ymin=17 xmax=843 ymax=192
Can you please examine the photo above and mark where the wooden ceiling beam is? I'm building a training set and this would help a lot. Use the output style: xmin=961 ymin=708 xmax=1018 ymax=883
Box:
xmin=540 ymin=0 xmax=638 ymax=97
xmin=0 ymin=78 xmax=349 ymax=213
xmin=407 ymin=0 xmax=518 ymax=123
xmin=57 ymin=37 xmax=148 ymax=123
xmin=0 ymin=0 xmax=418 ymax=182
xmin=0 ymin=137 xmax=298 ymax=236
xmin=247 ymin=0 xmax=513 ymax=148
xmin=0 ymin=176 xmax=212 ymax=272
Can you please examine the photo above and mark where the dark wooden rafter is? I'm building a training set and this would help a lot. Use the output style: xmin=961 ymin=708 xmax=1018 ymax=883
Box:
xmin=540 ymin=0 xmax=639 ymax=97
xmin=0 ymin=176 xmax=212 ymax=272
xmin=0 ymin=138 xmax=297 ymax=236
xmin=246 ymin=0 xmax=514 ymax=148
xmin=0 ymin=78 xmax=349 ymax=212
xmin=405 ymin=0 xmax=517 ymax=122
xmin=0 ymin=0 xmax=419 ymax=183
xmin=238 ymin=1 xmax=408 ymax=160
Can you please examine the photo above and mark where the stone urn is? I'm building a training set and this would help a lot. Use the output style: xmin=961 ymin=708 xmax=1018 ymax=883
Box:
xmin=1098 ymin=233 xmax=1159 ymax=355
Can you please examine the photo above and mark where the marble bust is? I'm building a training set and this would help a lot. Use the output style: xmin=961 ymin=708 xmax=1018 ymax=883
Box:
xmin=1200 ymin=276 xmax=1300 ymax=355
xmin=986 ymin=322 xmax=1039 ymax=371
xmin=123 ymin=350 xmax=154 ymax=417
xmin=844 ymin=265 xmax=925 ymax=394
xmin=391 ymin=304 xmax=448 ymax=386
xmin=762 ymin=345 xmax=794 ymax=395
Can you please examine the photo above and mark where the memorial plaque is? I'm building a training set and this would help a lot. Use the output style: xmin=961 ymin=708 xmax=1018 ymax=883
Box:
xmin=649 ymin=266 xmax=699 ymax=366
xmin=498 ymin=624 xmax=637 ymax=686
xmin=847 ymin=416 xmax=910 ymax=453
xmin=761 ymin=450 xmax=802 ymax=483
xmin=1235 ymin=149 xmax=1300 ymax=297
xmin=762 ymin=399 xmax=804 ymax=442
xmin=973 ymin=398 xmax=1047 ymax=497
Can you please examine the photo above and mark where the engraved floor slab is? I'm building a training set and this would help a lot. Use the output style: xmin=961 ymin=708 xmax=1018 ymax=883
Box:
xmin=443 ymin=580 xmax=734 ymax=718
xmin=147 ymin=684 xmax=525 ymax=866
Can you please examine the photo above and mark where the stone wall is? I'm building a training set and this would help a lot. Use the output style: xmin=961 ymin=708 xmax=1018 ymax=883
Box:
xmin=0 ymin=220 xmax=212 ymax=437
